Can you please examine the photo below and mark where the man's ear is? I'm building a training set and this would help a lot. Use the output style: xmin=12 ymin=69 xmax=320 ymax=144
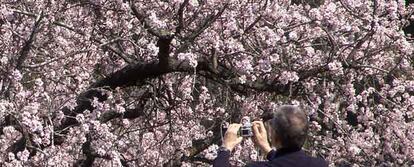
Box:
xmin=268 ymin=127 xmax=281 ymax=147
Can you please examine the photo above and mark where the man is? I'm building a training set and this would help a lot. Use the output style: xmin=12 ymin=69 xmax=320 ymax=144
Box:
xmin=213 ymin=105 xmax=328 ymax=167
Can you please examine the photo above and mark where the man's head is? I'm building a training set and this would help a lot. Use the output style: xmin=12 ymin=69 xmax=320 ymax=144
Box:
xmin=262 ymin=105 xmax=309 ymax=149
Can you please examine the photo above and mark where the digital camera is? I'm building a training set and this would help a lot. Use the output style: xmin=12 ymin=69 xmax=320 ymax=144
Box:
xmin=221 ymin=117 xmax=253 ymax=138
xmin=240 ymin=117 xmax=253 ymax=137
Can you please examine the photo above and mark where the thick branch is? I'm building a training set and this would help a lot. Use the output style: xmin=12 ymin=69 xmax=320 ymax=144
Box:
xmin=76 ymin=135 xmax=95 ymax=167
xmin=55 ymin=37 xmax=173 ymax=145
xmin=92 ymin=62 xmax=164 ymax=89
xmin=16 ymin=11 xmax=44 ymax=70
xmin=99 ymin=106 xmax=145 ymax=123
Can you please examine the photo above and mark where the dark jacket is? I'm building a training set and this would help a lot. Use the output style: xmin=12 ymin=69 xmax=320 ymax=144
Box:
xmin=213 ymin=147 xmax=328 ymax=167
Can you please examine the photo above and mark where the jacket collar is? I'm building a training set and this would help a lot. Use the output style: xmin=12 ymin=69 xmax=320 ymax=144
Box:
xmin=267 ymin=147 xmax=302 ymax=160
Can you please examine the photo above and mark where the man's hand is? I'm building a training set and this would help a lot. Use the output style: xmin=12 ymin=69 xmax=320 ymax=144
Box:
xmin=222 ymin=124 xmax=243 ymax=151
xmin=252 ymin=121 xmax=272 ymax=154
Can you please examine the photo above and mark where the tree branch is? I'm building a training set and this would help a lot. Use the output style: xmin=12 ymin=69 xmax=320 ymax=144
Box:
xmin=163 ymin=119 xmax=222 ymax=166
xmin=184 ymin=4 xmax=228 ymax=41
xmin=15 ymin=11 xmax=44 ymax=70
xmin=175 ymin=0 xmax=189 ymax=35
xmin=129 ymin=0 xmax=164 ymax=37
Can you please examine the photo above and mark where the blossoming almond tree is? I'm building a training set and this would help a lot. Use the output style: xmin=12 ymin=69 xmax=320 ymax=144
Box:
xmin=0 ymin=0 xmax=413 ymax=166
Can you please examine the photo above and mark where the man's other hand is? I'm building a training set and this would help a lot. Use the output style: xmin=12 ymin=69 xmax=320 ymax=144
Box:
xmin=223 ymin=124 xmax=243 ymax=151
xmin=252 ymin=121 xmax=272 ymax=154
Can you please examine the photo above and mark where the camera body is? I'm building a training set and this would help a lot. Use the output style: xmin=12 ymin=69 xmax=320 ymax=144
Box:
xmin=221 ymin=117 xmax=253 ymax=138
xmin=240 ymin=117 xmax=253 ymax=137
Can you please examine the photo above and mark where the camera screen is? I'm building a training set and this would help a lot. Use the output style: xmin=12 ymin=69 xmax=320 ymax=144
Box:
xmin=241 ymin=129 xmax=249 ymax=135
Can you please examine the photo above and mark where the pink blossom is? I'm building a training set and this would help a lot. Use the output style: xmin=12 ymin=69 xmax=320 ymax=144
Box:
xmin=328 ymin=61 xmax=344 ymax=75
xmin=0 ymin=0 xmax=413 ymax=166
xmin=10 ymin=70 xmax=22 ymax=81
xmin=178 ymin=52 xmax=198 ymax=68
xmin=279 ymin=71 xmax=299 ymax=85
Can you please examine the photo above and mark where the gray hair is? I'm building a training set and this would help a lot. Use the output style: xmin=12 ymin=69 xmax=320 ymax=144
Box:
xmin=269 ymin=105 xmax=309 ymax=148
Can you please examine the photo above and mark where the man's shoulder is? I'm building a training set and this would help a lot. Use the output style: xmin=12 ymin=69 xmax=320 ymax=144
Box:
xmin=281 ymin=152 xmax=328 ymax=167
xmin=246 ymin=159 xmax=328 ymax=167
xmin=298 ymin=152 xmax=328 ymax=166
xmin=306 ymin=156 xmax=329 ymax=167
xmin=246 ymin=153 xmax=328 ymax=167
xmin=246 ymin=161 xmax=272 ymax=167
